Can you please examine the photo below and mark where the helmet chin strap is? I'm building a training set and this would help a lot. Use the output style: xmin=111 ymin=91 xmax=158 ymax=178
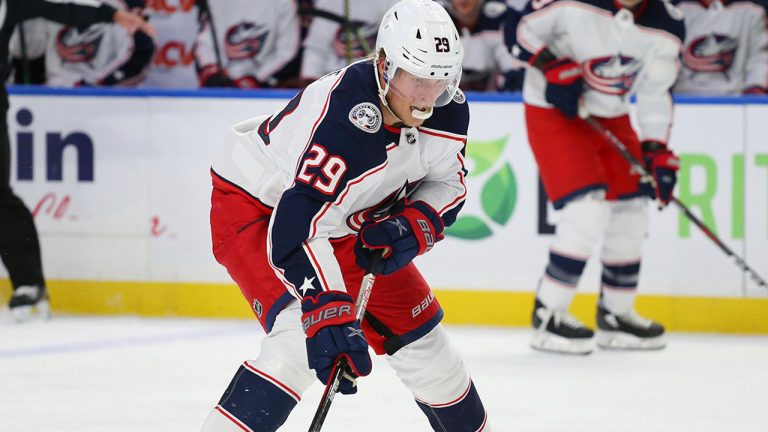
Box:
xmin=375 ymin=55 xmax=435 ymax=123
xmin=375 ymin=57 xmax=404 ymax=123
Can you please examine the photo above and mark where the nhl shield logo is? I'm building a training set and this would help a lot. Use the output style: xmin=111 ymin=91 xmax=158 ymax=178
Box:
xmin=405 ymin=130 xmax=417 ymax=144
xmin=349 ymin=103 xmax=382 ymax=133
xmin=252 ymin=299 xmax=263 ymax=318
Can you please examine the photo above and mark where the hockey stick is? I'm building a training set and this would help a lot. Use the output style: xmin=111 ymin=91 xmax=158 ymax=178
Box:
xmin=580 ymin=111 xmax=768 ymax=288
xmin=195 ymin=0 xmax=224 ymax=71
xmin=307 ymin=249 xmax=384 ymax=432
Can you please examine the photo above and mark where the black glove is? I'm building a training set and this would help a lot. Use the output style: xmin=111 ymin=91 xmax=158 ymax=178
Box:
xmin=203 ymin=72 xmax=237 ymax=88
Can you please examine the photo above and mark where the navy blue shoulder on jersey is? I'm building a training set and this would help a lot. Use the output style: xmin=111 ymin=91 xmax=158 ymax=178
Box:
xmin=502 ymin=7 xmax=523 ymax=51
xmin=296 ymin=61 xmax=389 ymax=202
xmin=421 ymin=94 xmax=470 ymax=137
xmin=477 ymin=0 xmax=513 ymax=32
xmin=268 ymin=62 xmax=394 ymax=298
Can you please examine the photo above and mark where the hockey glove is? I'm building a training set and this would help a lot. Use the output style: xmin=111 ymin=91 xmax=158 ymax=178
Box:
xmin=301 ymin=292 xmax=372 ymax=395
xmin=537 ymin=52 xmax=584 ymax=118
xmin=355 ymin=201 xmax=444 ymax=275
xmin=199 ymin=65 xmax=237 ymax=88
xmin=642 ymin=140 xmax=680 ymax=208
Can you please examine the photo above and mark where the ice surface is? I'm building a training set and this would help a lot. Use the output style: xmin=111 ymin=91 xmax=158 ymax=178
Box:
xmin=1 ymin=313 xmax=766 ymax=431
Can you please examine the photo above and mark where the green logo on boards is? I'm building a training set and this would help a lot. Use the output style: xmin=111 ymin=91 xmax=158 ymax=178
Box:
xmin=445 ymin=136 xmax=516 ymax=240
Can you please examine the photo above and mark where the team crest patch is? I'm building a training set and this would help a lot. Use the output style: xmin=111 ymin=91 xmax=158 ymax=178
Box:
xmin=253 ymin=299 xmax=263 ymax=318
xmin=452 ymin=89 xmax=466 ymax=104
xmin=349 ymin=103 xmax=382 ymax=133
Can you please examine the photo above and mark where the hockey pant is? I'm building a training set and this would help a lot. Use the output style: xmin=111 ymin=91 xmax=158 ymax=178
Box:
xmin=200 ymin=302 xmax=488 ymax=431
xmin=537 ymin=193 xmax=648 ymax=315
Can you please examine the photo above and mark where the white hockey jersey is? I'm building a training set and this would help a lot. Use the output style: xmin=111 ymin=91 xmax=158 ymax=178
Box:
xmin=142 ymin=0 xmax=199 ymax=89
xmin=674 ymin=0 xmax=768 ymax=95
xmin=300 ymin=0 xmax=398 ymax=81
xmin=195 ymin=0 xmax=300 ymax=86
xmin=439 ymin=0 xmax=523 ymax=91
xmin=211 ymin=61 xmax=468 ymax=296
xmin=513 ymin=0 xmax=685 ymax=143
xmin=14 ymin=0 xmax=153 ymax=87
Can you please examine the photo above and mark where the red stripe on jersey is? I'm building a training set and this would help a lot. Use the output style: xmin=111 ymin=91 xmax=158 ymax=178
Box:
xmin=476 ymin=412 xmax=488 ymax=431
xmin=438 ymin=153 xmax=467 ymax=215
xmin=418 ymin=126 xmax=467 ymax=143
xmin=383 ymin=124 xmax=401 ymax=133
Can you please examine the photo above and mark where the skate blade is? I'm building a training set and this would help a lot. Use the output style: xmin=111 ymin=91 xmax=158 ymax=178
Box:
xmin=530 ymin=331 xmax=594 ymax=355
xmin=596 ymin=330 xmax=665 ymax=350
xmin=11 ymin=300 xmax=51 ymax=323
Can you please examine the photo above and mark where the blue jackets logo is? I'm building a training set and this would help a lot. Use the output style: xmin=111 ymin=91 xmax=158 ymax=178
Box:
xmin=583 ymin=55 xmax=642 ymax=96
xmin=684 ymin=34 xmax=737 ymax=74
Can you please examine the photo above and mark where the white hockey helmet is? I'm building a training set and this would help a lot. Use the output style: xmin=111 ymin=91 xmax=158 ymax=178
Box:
xmin=375 ymin=0 xmax=464 ymax=119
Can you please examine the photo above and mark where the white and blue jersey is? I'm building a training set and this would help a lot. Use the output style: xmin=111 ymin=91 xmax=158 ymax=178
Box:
xmin=440 ymin=0 xmax=523 ymax=90
xmin=674 ymin=0 xmax=768 ymax=94
xmin=211 ymin=60 xmax=468 ymax=299
xmin=513 ymin=0 xmax=685 ymax=143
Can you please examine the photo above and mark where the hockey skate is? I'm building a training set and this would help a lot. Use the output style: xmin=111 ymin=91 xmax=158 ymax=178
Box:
xmin=9 ymin=285 xmax=51 ymax=323
xmin=596 ymin=305 xmax=665 ymax=350
xmin=530 ymin=298 xmax=595 ymax=355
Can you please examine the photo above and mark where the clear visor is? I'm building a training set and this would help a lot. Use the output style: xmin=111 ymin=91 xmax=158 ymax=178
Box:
xmin=387 ymin=67 xmax=461 ymax=108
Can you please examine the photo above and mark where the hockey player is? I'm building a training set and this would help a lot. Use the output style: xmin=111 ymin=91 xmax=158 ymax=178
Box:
xmin=300 ymin=0 xmax=398 ymax=85
xmin=0 ymin=1 xmax=153 ymax=322
xmin=38 ymin=0 xmax=155 ymax=87
xmin=440 ymin=0 xmax=524 ymax=91
xmin=673 ymin=0 xmax=768 ymax=95
xmin=194 ymin=0 xmax=300 ymax=88
xmin=510 ymin=0 xmax=684 ymax=354
xmin=202 ymin=1 xmax=490 ymax=430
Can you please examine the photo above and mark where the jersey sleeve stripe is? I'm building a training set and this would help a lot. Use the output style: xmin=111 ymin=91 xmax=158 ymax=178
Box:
xmin=266 ymin=217 xmax=301 ymax=298
xmin=301 ymin=241 xmax=331 ymax=292
xmin=438 ymin=153 xmax=468 ymax=215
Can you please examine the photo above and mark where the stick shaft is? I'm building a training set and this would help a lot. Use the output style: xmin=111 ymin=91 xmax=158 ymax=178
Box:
xmin=583 ymin=115 xmax=767 ymax=287
xmin=307 ymin=251 xmax=384 ymax=431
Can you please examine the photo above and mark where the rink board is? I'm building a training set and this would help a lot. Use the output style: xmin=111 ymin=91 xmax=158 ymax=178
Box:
xmin=0 ymin=87 xmax=766 ymax=332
